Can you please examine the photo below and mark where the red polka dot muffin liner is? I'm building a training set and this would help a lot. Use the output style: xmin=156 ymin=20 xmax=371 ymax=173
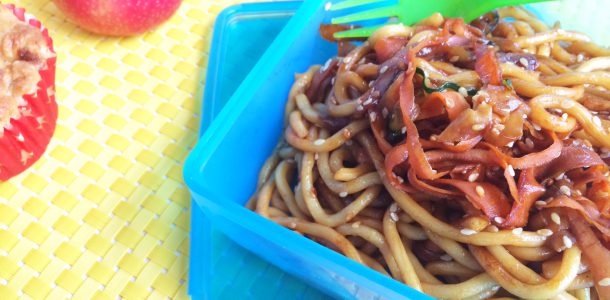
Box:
xmin=0 ymin=4 xmax=57 ymax=181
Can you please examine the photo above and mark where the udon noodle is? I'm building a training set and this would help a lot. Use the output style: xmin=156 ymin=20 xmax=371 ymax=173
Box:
xmin=248 ymin=7 xmax=610 ymax=299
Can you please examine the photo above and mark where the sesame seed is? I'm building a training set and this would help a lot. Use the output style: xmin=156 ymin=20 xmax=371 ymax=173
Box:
xmin=445 ymin=98 xmax=455 ymax=108
xmin=535 ymin=200 xmax=547 ymax=207
xmin=379 ymin=65 xmax=389 ymax=74
xmin=576 ymin=53 xmax=585 ymax=62
xmin=440 ymin=254 xmax=453 ymax=261
xmin=491 ymin=128 xmax=501 ymax=135
xmin=519 ymin=57 xmax=529 ymax=67
xmin=382 ymin=108 xmax=389 ymax=118
xmin=460 ymin=229 xmax=477 ymax=235
xmin=533 ymin=123 xmax=542 ymax=131
xmin=555 ymin=173 xmax=565 ymax=180
xmin=584 ymin=141 xmax=593 ymax=149
xmin=458 ymin=87 xmax=469 ymax=97
xmin=321 ymin=58 xmax=332 ymax=71
xmin=472 ymin=123 xmax=486 ymax=131
xmin=390 ymin=212 xmax=399 ymax=222
xmin=468 ymin=173 xmax=479 ymax=182
xmin=559 ymin=185 xmax=571 ymax=196
xmin=314 ymin=139 xmax=325 ymax=146
xmin=342 ymin=129 xmax=352 ymax=139
xmin=507 ymin=141 xmax=515 ymax=147
xmin=507 ymin=165 xmax=515 ymax=177
xmin=497 ymin=107 xmax=511 ymax=114
xmin=369 ymin=112 xmax=377 ymax=122
xmin=363 ymin=98 xmax=373 ymax=106
xmin=390 ymin=203 xmax=398 ymax=213
xmin=561 ymin=113 xmax=568 ymax=121
xmin=523 ymin=114 xmax=528 ymax=119
xmin=494 ymin=216 xmax=505 ymax=224
xmin=450 ymin=56 xmax=459 ymax=62
xmin=289 ymin=222 xmax=297 ymax=229
xmin=551 ymin=212 xmax=561 ymax=225
xmin=488 ymin=225 xmax=499 ymax=232
xmin=537 ymin=229 xmax=553 ymax=236
xmin=476 ymin=185 xmax=485 ymax=197
xmin=512 ymin=227 xmax=523 ymax=234
xmin=430 ymin=134 xmax=437 ymax=141
xmin=599 ymin=278 xmax=610 ymax=287
xmin=563 ymin=236 xmax=573 ymax=248
xmin=593 ymin=116 xmax=602 ymax=127
xmin=525 ymin=138 xmax=534 ymax=149
xmin=401 ymin=127 xmax=407 ymax=134
xmin=356 ymin=105 xmax=364 ymax=111
xmin=339 ymin=191 xmax=348 ymax=197
xmin=397 ymin=176 xmax=404 ymax=183
xmin=352 ymin=221 xmax=361 ymax=228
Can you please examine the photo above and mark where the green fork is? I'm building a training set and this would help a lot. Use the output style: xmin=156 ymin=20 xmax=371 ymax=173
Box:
xmin=330 ymin=0 xmax=556 ymax=39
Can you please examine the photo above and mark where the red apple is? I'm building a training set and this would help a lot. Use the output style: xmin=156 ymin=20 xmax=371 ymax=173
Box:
xmin=52 ymin=0 xmax=182 ymax=36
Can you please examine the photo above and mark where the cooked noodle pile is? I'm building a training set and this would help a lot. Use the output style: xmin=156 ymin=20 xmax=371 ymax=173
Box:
xmin=248 ymin=7 xmax=610 ymax=299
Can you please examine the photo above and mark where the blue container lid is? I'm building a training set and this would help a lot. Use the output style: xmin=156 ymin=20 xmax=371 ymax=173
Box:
xmin=190 ymin=2 xmax=330 ymax=299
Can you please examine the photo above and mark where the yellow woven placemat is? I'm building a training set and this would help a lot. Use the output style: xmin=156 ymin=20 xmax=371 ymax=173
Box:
xmin=0 ymin=0 xmax=252 ymax=299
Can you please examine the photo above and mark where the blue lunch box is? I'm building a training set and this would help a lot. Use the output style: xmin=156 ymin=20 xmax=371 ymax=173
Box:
xmin=185 ymin=0 xmax=572 ymax=298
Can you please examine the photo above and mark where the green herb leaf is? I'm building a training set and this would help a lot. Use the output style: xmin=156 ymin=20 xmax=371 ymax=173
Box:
xmin=415 ymin=67 xmax=478 ymax=96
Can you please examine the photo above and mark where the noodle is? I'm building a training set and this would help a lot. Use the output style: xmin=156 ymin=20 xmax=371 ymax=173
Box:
xmin=248 ymin=7 xmax=610 ymax=299
xmin=426 ymin=261 xmax=479 ymax=278
xmin=383 ymin=207 xmax=423 ymax=290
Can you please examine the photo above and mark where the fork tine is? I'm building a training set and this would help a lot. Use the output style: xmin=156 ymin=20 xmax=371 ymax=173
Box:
xmin=331 ymin=5 xmax=396 ymax=24
xmin=329 ymin=0 xmax=387 ymax=11
xmin=333 ymin=24 xmax=385 ymax=39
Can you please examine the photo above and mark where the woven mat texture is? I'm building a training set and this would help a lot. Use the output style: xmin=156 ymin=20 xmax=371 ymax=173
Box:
xmin=0 ymin=0 xmax=254 ymax=298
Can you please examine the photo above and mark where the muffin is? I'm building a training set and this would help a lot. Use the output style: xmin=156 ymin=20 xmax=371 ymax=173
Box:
xmin=0 ymin=4 xmax=57 ymax=181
